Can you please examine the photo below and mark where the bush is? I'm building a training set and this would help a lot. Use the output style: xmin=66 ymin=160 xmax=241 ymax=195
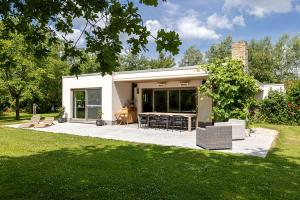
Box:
xmin=286 ymin=80 xmax=300 ymax=124
xmin=199 ymin=58 xmax=259 ymax=122
xmin=258 ymin=90 xmax=290 ymax=124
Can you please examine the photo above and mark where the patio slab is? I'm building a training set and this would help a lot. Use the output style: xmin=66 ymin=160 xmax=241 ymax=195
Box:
xmin=7 ymin=123 xmax=277 ymax=158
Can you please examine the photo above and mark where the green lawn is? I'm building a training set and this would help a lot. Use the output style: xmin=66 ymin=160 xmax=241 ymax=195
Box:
xmin=0 ymin=115 xmax=299 ymax=200
xmin=0 ymin=112 xmax=59 ymax=126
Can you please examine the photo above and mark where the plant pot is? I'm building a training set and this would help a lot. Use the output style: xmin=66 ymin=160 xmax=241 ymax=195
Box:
xmin=96 ymin=119 xmax=104 ymax=126
xmin=57 ymin=118 xmax=65 ymax=123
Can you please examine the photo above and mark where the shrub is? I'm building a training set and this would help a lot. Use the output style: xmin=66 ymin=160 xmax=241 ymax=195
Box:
xmin=199 ymin=58 xmax=259 ymax=122
xmin=258 ymin=90 xmax=290 ymax=124
xmin=286 ymin=80 xmax=300 ymax=124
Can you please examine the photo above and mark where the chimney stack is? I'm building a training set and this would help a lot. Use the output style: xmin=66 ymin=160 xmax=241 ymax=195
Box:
xmin=232 ymin=41 xmax=248 ymax=72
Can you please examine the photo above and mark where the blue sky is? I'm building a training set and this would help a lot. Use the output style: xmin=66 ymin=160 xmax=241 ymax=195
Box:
xmin=137 ymin=0 xmax=300 ymax=62
xmin=69 ymin=0 xmax=300 ymax=63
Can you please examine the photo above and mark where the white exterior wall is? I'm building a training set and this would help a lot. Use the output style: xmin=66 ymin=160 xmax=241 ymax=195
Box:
xmin=62 ymin=74 xmax=113 ymax=121
xmin=112 ymin=82 xmax=132 ymax=116
xmin=256 ymin=84 xmax=285 ymax=99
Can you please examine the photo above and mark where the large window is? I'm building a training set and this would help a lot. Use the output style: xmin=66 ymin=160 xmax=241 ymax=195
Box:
xmin=73 ymin=88 xmax=102 ymax=120
xmin=154 ymin=90 xmax=168 ymax=112
xmin=169 ymin=90 xmax=180 ymax=112
xmin=142 ymin=88 xmax=197 ymax=113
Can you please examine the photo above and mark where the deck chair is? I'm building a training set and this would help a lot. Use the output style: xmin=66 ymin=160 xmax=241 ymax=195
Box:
xmin=35 ymin=117 xmax=54 ymax=128
xmin=19 ymin=115 xmax=40 ymax=128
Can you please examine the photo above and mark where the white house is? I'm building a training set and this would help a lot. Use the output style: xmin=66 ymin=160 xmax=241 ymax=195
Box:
xmin=62 ymin=41 xmax=284 ymax=126
xmin=62 ymin=66 xmax=212 ymax=126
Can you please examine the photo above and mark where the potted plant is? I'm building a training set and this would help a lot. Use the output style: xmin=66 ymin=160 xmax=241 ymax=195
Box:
xmin=96 ymin=108 xmax=104 ymax=126
xmin=57 ymin=106 xmax=65 ymax=123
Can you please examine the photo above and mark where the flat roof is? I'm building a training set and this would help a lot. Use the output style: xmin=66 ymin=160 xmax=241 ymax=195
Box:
xmin=62 ymin=66 xmax=208 ymax=82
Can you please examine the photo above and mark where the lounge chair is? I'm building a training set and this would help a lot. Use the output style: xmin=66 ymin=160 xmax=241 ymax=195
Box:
xmin=35 ymin=117 xmax=54 ymax=128
xmin=19 ymin=115 xmax=40 ymax=128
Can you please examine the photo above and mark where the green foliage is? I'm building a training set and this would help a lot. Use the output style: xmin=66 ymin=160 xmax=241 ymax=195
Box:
xmin=248 ymin=37 xmax=277 ymax=83
xmin=117 ymin=52 xmax=150 ymax=72
xmin=252 ymin=83 xmax=300 ymax=125
xmin=179 ymin=46 xmax=204 ymax=67
xmin=257 ymin=91 xmax=290 ymax=124
xmin=0 ymin=24 xmax=37 ymax=119
xmin=286 ymin=80 xmax=300 ymax=123
xmin=206 ymin=34 xmax=300 ymax=83
xmin=248 ymin=35 xmax=300 ymax=83
xmin=206 ymin=35 xmax=232 ymax=63
xmin=57 ymin=107 xmax=65 ymax=118
xmin=0 ymin=0 xmax=181 ymax=75
xmin=147 ymin=52 xmax=175 ymax=69
xmin=199 ymin=58 xmax=259 ymax=122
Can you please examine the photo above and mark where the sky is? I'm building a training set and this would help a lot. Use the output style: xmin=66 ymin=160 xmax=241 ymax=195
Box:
xmin=69 ymin=0 xmax=300 ymax=63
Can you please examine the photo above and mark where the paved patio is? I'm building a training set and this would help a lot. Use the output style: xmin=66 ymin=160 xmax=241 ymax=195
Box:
xmin=7 ymin=122 xmax=277 ymax=158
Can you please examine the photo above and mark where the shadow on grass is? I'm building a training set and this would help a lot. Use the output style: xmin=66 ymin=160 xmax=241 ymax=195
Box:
xmin=0 ymin=139 xmax=299 ymax=200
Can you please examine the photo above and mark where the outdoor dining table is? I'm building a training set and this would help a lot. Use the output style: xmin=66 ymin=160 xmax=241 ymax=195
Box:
xmin=141 ymin=112 xmax=197 ymax=132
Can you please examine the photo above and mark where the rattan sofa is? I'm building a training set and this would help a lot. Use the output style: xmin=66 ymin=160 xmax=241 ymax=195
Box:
xmin=214 ymin=119 xmax=246 ymax=140
xmin=196 ymin=126 xmax=232 ymax=150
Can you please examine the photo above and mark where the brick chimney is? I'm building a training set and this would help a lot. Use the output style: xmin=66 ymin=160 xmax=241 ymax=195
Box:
xmin=232 ymin=41 xmax=248 ymax=72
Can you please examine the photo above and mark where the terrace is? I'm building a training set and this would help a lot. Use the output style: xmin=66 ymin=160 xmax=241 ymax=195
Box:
xmin=8 ymin=122 xmax=277 ymax=157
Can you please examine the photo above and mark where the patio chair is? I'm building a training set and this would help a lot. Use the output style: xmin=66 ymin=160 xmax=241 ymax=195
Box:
xmin=169 ymin=115 xmax=187 ymax=132
xmin=34 ymin=117 xmax=54 ymax=128
xmin=214 ymin=119 xmax=246 ymax=140
xmin=19 ymin=115 xmax=40 ymax=128
xmin=158 ymin=115 xmax=169 ymax=130
xmin=148 ymin=115 xmax=160 ymax=129
xmin=196 ymin=126 xmax=232 ymax=150
xmin=138 ymin=114 xmax=148 ymax=129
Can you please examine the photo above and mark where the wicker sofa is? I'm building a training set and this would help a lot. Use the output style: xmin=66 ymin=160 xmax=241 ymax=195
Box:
xmin=196 ymin=126 xmax=232 ymax=150
xmin=214 ymin=119 xmax=246 ymax=140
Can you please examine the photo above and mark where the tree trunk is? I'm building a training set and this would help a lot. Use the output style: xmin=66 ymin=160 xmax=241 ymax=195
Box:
xmin=15 ymin=96 xmax=20 ymax=120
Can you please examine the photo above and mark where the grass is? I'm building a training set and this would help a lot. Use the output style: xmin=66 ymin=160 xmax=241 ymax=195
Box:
xmin=0 ymin=115 xmax=299 ymax=200
xmin=0 ymin=112 xmax=59 ymax=126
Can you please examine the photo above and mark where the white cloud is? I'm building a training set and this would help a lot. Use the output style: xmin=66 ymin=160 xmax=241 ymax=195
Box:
xmin=207 ymin=13 xmax=233 ymax=29
xmin=176 ymin=14 xmax=220 ymax=40
xmin=164 ymin=1 xmax=180 ymax=16
xmin=145 ymin=19 xmax=163 ymax=37
xmin=296 ymin=5 xmax=300 ymax=13
xmin=232 ymin=15 xmax=246 ymax=27
xmin=224 ymin=0 xmax=292 ymax=17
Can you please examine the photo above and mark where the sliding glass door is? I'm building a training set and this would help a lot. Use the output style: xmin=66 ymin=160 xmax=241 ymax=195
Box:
xmin=73 ymin=90 xmax=85 ymax=119
xmin=73 ymin=88 xmax=102 ymax=120
xmin=142 ymin=88 xmax=197 ymax=113
xmin=86 ymin=89 xmax=102 ymax=119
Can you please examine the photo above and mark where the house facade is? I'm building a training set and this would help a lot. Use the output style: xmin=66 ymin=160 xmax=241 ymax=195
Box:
xmin=62 ymin=41 xmax=284 ymax=125
xmin=62 ymin=67 xmax=212 ymax=125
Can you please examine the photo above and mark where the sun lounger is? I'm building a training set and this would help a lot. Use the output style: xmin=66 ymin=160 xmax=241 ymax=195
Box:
xmin=19 ymin=115 xmax=40 ymax=128
xmin=34 ymin=117 xmax=54 ymax=128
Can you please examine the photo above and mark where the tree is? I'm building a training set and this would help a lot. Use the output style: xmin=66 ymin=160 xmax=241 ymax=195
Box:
xmin=33 ymin=44 xmax=69 ymax=112
xmin=148 ymin=52 xmax=175 ymax=69
xmin=199 ymin=58 xmax=259 ymax=122
xmin=206 ymin=35 xmax=232 ymax=63
xmin=0 ymin=29 xmax=37 ymax=119
xmin=117 ymin=52 xmax=149 ymax=72
xmin=248 ymin=37 xmax=276 ymax=83
xmin=0 ymin=0 xmax=181 ymax=75
xmin=179 ymin=46 xmax=204 ymax=67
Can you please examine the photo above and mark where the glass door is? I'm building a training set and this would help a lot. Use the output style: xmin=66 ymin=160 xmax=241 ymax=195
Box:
xmin=73 ymin=90 xmax=86 ymax=119
xmin=86 ymin=89 xmax=102 ymax=120
xmin=154 ymin=90 xmax=168 ymax=112
xmin=142 ymin=89 xmax=153 ymax=112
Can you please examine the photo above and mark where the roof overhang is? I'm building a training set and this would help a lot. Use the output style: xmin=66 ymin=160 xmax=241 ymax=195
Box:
xmin=112 ymin=67 xmax=208 ymax=82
